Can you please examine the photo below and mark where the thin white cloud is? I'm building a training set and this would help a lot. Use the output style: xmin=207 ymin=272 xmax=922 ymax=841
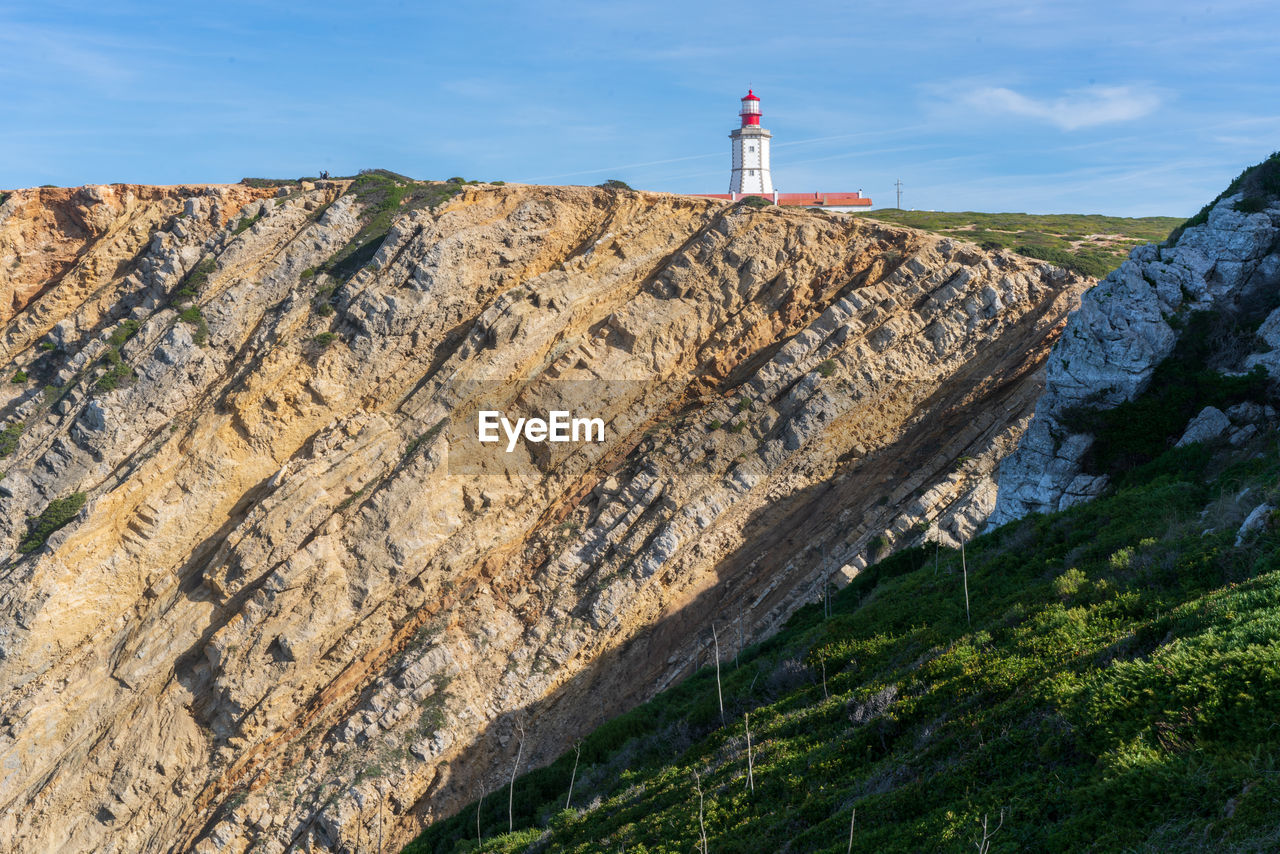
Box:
xmin=960 ymin=85 xmax=1164 ymax=130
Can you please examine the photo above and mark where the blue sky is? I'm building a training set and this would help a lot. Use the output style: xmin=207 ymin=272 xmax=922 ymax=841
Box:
xmin=1 ymin=1 xmax=1277 ymax=215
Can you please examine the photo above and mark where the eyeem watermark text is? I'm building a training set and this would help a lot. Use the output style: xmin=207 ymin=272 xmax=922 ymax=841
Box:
xmin=478 ymin=410 xmax=606 ymax=453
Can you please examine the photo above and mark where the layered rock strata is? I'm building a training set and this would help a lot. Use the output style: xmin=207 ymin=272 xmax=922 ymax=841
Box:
xmin=0 ymin=182 xmax=1089 ymax=852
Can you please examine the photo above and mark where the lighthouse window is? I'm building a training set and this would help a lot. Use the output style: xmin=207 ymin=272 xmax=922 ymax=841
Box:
xmin=748 ymin=145 xmax=755 ymax=151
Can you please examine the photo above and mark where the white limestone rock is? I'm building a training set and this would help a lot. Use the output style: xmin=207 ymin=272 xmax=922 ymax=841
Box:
xmin=990 ymin=191 xmax=1280 ymax=527
xmin=1176 ymin=406 xmax=1232 ymax=447
xmin=1236 ymin=503 xmax=1274 ymax=546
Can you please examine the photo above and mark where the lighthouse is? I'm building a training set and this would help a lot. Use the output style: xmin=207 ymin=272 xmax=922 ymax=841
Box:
xmin=697 ymin=89 xmax=871 ymax=209
xmin=729 ymin=90 xmax=773 ymax=194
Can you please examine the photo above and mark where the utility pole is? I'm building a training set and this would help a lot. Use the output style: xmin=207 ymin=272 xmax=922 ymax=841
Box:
xmin=895 ymin=178 xmax=903 ymax=209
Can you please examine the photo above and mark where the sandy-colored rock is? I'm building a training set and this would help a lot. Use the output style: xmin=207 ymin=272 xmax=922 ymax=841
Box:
xmin=0 ymin=182 xmax=1090 ymax=852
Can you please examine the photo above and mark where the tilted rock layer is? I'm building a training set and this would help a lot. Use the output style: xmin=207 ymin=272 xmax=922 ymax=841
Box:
xmin=0 ymin=182 xmax=1089 ymax=852
xmin=990 ymin=193 xmax=1280 ymax=526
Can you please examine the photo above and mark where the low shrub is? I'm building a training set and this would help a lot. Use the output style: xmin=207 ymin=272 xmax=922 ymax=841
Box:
xmin=178 ymin=306 xmax=209 ymax=346
xmin=95 ymin=345 xmax=133 ymax=391
xmin=1015 ymin=243 xmax=1113 ymax=278
xmin=107 ymin=319 xmax=141 ymax=350
xmin=1062 ymin=309 xmax=1273 ymax=479
xmin=232 ymin=213 xmax=261 ymax=235
xmin=407 ymin=425 xmax=1280 ymax=854
xmin=1167 ymin=150 xmax=1280 ymax=245
xmin=0 ymin=421 xmax=22 ymax=457
xmin=320 ymin=173 xmax=461 ymax=281
xmin=175 ymin=258 xmax=216 ymax=300
xmin=19 ymin=492 xmax=88 ymax=553
xmin=240 ymin=178 xmax=300 ymax=188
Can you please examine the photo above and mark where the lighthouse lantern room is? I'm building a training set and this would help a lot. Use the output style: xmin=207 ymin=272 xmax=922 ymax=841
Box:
xmin=729 ymin=89 xmax=772 ymax=194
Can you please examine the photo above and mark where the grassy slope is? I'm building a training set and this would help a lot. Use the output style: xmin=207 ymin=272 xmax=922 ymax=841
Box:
xmin=852 ymin=210 xmax=1182 ymax=279
xmin=405 ymin=400 xmax=1280 ymax=853
xmin=405 ymin=159 xmax=1280 ymax=853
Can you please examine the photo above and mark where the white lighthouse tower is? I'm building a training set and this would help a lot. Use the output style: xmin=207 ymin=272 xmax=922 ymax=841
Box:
xmin=729 ymin=89 xmax=773 ymax=194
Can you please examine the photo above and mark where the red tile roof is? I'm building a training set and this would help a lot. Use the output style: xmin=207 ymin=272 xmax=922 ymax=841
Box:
xmin=695 ymin=192 xmax=872 ymax=207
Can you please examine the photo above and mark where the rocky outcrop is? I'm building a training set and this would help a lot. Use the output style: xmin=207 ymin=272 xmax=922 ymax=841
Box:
xmin=0 ymin=181 xmax=1089 ymax=853
xmin=0 ymin=184 xmax=271 ymax=327
xmin=989 ymin=192 xmax=1280 ymax=526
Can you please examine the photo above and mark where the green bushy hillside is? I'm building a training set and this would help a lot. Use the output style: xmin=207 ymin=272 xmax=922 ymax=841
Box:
xmin=853 ymin=210 xmax=1181 ymax=279
xmin=406 ymin=375 xmax=1280 ymax=852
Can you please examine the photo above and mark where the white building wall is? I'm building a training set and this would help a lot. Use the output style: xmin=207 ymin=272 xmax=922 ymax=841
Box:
xmin=758 ymin=135 xmax=772 ymax=193
xmin=729 ymin=128 xmax=773 ymax=193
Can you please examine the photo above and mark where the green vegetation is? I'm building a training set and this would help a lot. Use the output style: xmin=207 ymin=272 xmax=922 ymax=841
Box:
xmin=320 ymin=170 xmax=463 ymax=282
xmin=176 ymin=257 xmax=217 ymax=299
xmin=416 ymin=676 xmax=456 ymax=737
xmin=93 ymin=318 xmax=145 ymax=391
xmin=407 ymin=418 xmax=1280 ymax=853
xmin=405 ymin=293 xmax=1280 ymax=852
xmin=737 ymin=195 xmax=774 ymax=208
xmin=0 ymin=421 xmax=22 ymax=458
xmin=1168 ymin=151 xmax=1280 ymax=245
xmin=18 ymin=493 xmax=87 ymax=553
xmin=816 ymin=359 xmax=837 ymax=377
xmin=599 ymin=179 xmax=633 ymax=190
xmin=0 ymin=191 xmax=9 ymax=207
xmin=855 ymin=210 xmax=1182 ymax=279
xmin=311 ymin=331 xmax=338 ymax=348
xmin=95 ymin=346 xmax=133 ymax=391
xmin=336 ymin=488 xmax=366 ymax=513
xmin=239 ymin=177 xmax=319 ymax=188
xmin=403 ymin=419 xmax=448 ymax=463
xmin=107 ymin=319 xmax=141 ymax=350
xmin=232 ymin=212 xmax=262 ymax=235
xmin=178 ymin=306 xmax=209 ymax=346
xmin=11 ymin=370 xmax=27 ymax=383
xmin=1062 ymin=308 xmax=1272 ymax=481
xmin=38 ymin=340 xmax=56 ymax=351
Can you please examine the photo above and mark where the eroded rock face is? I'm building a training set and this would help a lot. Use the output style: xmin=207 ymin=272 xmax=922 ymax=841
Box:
xmin=0 ymin=184 xmax=272 ymax=328
xmin=989 ymin=194 xmax=1280 ymax=526
xmin=0 ymin=183 xmax=1089 ymax=853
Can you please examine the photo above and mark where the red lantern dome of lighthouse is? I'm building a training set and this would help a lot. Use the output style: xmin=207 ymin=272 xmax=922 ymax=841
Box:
xmin=739 ymin=89 xmax=761 ymax=126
